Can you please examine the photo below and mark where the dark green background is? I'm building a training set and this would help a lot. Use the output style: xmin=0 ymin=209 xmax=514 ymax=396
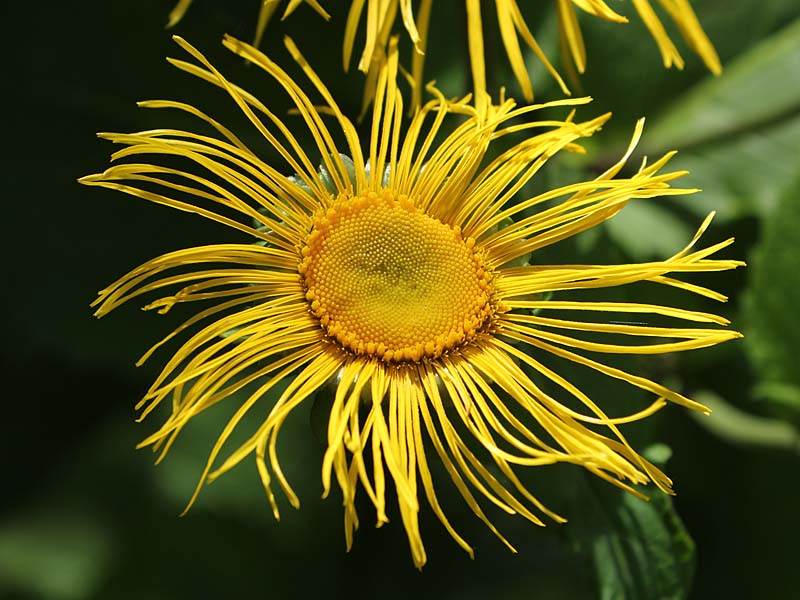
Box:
xmin=3 ymin=1 xmax=799 ymax=598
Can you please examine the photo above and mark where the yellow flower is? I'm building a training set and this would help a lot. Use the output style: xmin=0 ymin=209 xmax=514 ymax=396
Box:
xmin=80 ymin=35 xmax=741 ymax=568
xmin=344 ymin=0 xmax=720 ymax=108
xmin=167 ymin=0 xmax=330 ymax=48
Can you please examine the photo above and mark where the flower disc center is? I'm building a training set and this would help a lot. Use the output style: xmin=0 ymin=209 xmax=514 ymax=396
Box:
xmin=300 ymin=191 xmax=493 ymax=362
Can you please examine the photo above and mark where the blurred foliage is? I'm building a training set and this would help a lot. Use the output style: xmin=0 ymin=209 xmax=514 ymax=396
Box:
xmin=744 ymin=175 xmax=800 ymax=388
xmin=3 ymin=0 xmax=800 ymax=599
xmin=561 ymin=445 xmax=696 ymax=600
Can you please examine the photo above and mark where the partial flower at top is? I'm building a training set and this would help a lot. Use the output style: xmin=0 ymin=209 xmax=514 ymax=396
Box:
xmin=81 ymin=34 xmax=741 ymax=568
xmin=346 ymin=0 xmax=721 ymax=109
xmin=164 ymin=1 xmax=720 ymax=111
xmin=167 ymin=0 xmax=330 ymax=49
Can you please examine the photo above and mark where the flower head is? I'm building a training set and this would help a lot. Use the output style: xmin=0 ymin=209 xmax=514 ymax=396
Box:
xmin=81 ymin=35 xmax=741 ymax=568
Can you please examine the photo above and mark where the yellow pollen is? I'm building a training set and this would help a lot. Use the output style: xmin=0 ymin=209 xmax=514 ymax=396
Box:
xmin=300 ymin=190 xmax=494 ymax=362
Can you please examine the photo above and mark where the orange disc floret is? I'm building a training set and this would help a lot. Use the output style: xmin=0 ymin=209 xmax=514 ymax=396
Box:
xmin=299 ymin=191 xmax=494 ymax=362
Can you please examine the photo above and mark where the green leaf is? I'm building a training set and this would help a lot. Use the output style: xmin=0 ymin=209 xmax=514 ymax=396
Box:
xmin=625 ymin=19 xmax=800 ymax=223
xmin=563 ymin=446 xmax=695 ymax=600
xmin=754 ymin=381 xmax=800 ymax=414
xmin=644 ymin=18 xmax=800 ymax=153
xmin=688 ymin=389 xmax=800 ymax=452
xmin=660 ymin=113 xmax=800 ymax=221
xmin=743 ymin=174 xmax=800 ymax=387
xmin=604 ymin=200 xmax=694 ymax=260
